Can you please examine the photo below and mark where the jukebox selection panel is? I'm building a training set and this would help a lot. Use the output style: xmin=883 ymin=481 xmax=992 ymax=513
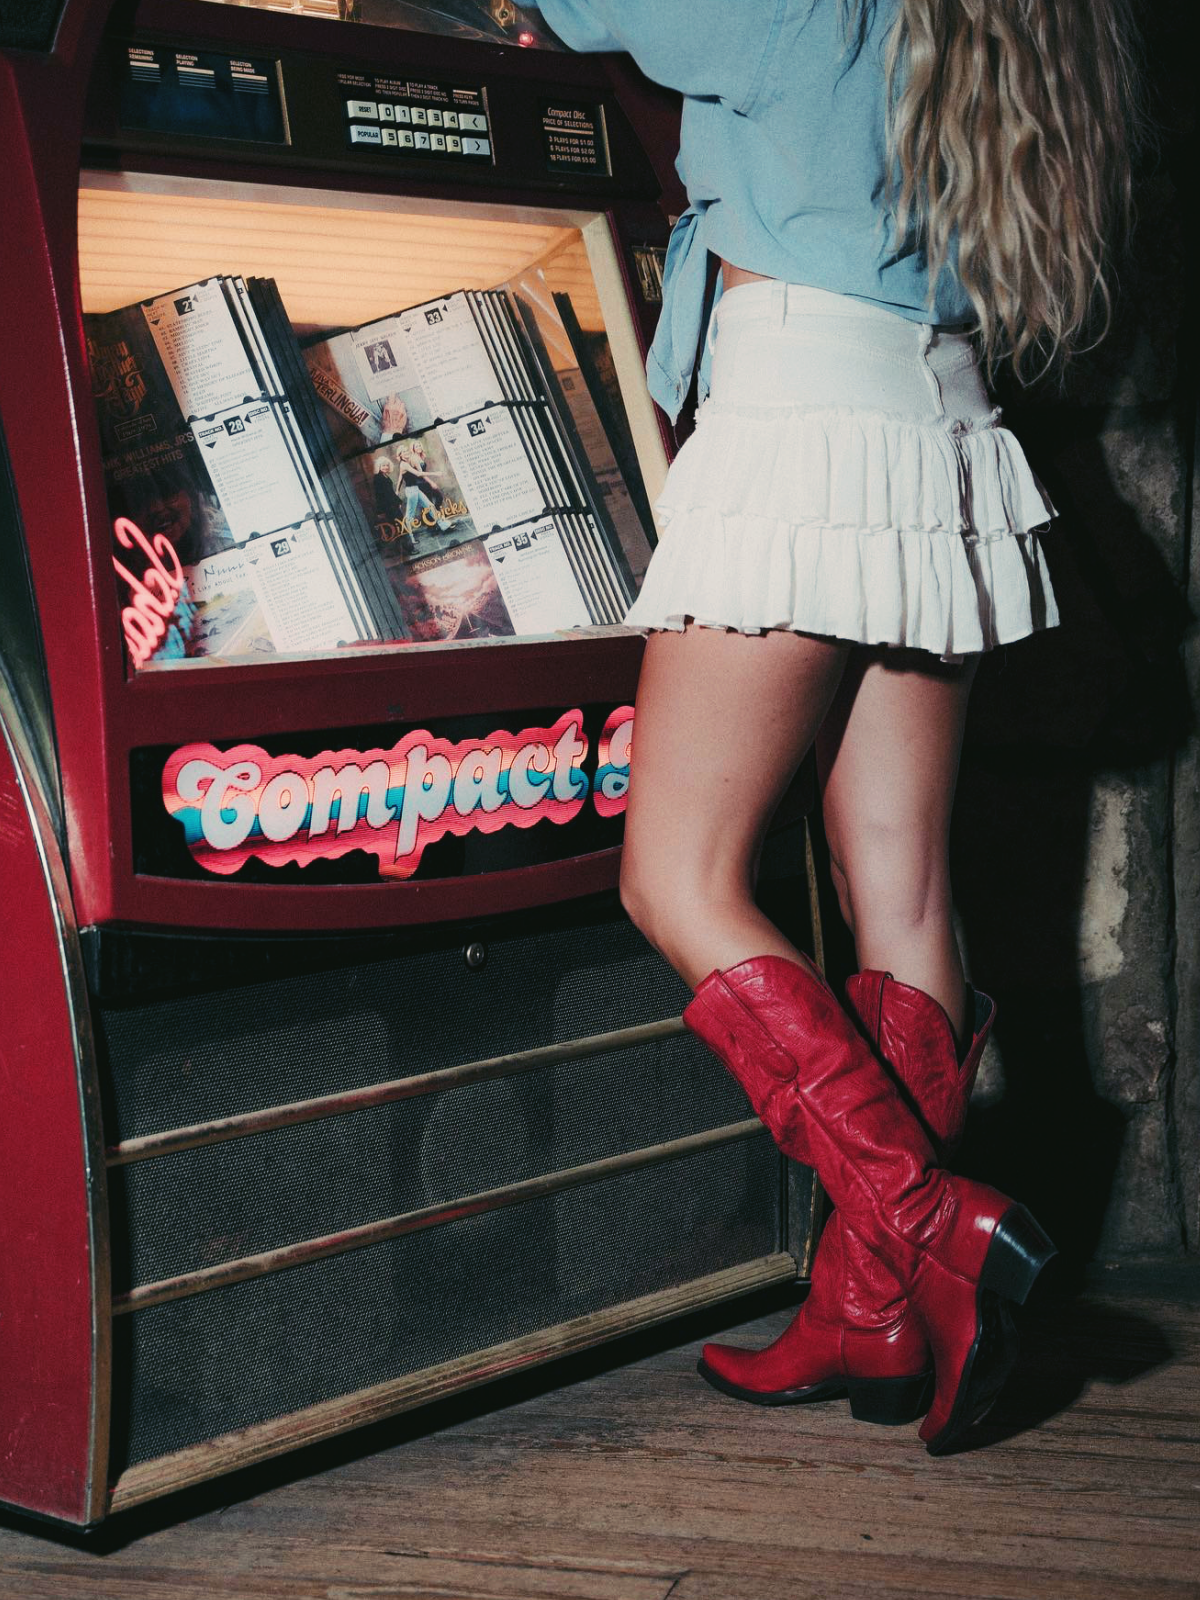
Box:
xmin=120 ymin=43 xmax=290 ymax=142
xmin=109 ymin=33 xmax=623 ymax=184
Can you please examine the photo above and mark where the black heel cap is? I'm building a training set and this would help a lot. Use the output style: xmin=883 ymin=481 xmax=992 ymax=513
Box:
xmin=983 ymin=1206 xmax=1057 ymax=1304
xmin=847 ymin=1371 xmax=934 ymax=1426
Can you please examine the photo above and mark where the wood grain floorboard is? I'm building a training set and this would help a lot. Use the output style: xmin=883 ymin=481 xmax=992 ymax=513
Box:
xmin=0 ymin=1264 xmax=1196 ymax=1600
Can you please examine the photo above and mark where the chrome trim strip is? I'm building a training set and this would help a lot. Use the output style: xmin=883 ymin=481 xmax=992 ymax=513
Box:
xmin=113 ymin=1118 xmax=767 ymax=1315
xmin=106 ymin=1016 xmax=691 ymax=1167
xmin=0 ymin=679 xmax=112 ymax=1526
xmin=108 ymin=1251 xmax=798 ymax=1514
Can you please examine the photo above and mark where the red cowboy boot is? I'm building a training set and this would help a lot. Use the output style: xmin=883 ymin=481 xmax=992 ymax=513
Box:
xmin=698 ymin=1196 xmax=936 ymax=1422
xmin=684 ymin=955 xmax=1053 ymax=1454
xmin=699 ymin=972 xmax=993 ymax=1423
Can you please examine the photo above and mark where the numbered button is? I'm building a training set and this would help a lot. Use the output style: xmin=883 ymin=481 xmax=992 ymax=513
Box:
xmin=411 ymin=105 xmax=428 ymax=124
xmin=446 ymin=134 xmax=462 ymax=153
xmin=414 ymin=129 xmax=431 ymax=149
xmin=398 ymin=128 xmax=415 ymax=148
xmin=443 ymin=110 xmax=458 ymax=128
xmin=394 ymin=103 xmax=411 ymax=123
xmin=431 ymin=132 xmax=446 ymax=151
xmin=381 ymin=126 xmax=398 ymax=146
xmin=378 ymin=102 xmax=395 ymax=122
xmin=427 ymin=108 xmax=443 ymax=126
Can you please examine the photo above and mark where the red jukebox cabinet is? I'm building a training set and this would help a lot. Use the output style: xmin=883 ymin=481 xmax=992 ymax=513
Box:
xmin=0 ymin=0 xmax=823 ymax=1527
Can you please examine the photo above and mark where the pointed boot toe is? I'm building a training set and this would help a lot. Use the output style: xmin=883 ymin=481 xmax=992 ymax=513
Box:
xmin=697 ymin=1338 xmax=850 ymax=1407
xmin=697 ymin=1211 xmax=933 ymax=1419
xmin=697 ymin=1333 xmax=932 ymax=1423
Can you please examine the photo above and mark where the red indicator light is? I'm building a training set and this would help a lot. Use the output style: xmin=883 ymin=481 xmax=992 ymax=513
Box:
xmin=518 ymin=31 xmax=535 ymax=45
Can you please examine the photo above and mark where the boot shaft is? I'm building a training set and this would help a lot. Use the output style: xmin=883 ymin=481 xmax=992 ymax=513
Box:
xmin=845 ymin=971 xmax=995 ymax=1154
xmin=685 ymin=955 xmax=947 ymax=1251
xmin=822 ymin=971 xmax=998 ymax=1343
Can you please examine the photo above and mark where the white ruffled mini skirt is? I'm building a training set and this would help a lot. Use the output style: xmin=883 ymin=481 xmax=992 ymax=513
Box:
xmin=625 ymin=280 xmax=1059 ymax=658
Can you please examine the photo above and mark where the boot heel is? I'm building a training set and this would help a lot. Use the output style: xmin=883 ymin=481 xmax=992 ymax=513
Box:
xmin=847 ymin=1371 xmax=934 ymax=1425
xmin=981 ymin=1205 xmax=1057 ymax=1304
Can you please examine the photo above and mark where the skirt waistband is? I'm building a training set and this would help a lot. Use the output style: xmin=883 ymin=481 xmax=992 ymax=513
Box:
xmin=716 ymin=279 xmax=973 ymax=333
xmin=709 ymin=279 xmax=990 ymax=423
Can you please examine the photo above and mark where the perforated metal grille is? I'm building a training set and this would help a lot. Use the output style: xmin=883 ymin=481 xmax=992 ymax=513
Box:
xmin=113 ymin=1135 xmax=779 ymax=1470
xmin=97 ymin=909 xmax=797 ymax=1473
xmin=109 ymin=1029 xmax=750 ymax=1289
xmin=98 ymin=915 xmax=694 ymax=1142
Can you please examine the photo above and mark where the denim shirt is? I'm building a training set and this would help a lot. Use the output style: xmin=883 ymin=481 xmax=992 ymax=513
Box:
xmin=531 ymin=0 xmax=975 ymax=421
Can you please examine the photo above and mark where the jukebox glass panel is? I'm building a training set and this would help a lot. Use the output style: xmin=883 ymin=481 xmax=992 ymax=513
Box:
xmin=194 ymin=0 xmax=566 ymax=50
xmin=78 ymin=174 xmax=663 ymax=669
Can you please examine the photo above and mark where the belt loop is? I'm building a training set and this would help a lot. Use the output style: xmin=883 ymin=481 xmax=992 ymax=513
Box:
xmin=917 ymin=323 xmax=945 ymax=413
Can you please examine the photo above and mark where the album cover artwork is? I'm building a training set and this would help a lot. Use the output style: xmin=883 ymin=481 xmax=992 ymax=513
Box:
xmin=87 ymin=275 xmax=404 ymax=666
xmin=394 ymin=537 xmax=513 ymax=644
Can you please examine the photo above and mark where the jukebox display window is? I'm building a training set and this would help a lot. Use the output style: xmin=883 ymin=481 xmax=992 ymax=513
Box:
xmin=82 ymin=179 xmax=661 ymax=669
xmin=196 ymin=1 xmax=565 ymax=50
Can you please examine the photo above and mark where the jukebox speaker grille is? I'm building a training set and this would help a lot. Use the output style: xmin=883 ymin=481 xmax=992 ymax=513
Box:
xmin=99 ymin=914 xmax=703 ymax=1139
xmin=95 ymin=907 xmax=791 ymax=1475
xmin=112 ymin=1136 xmax=778 ymax=1469
xmin=107 ymin=1028 xmax=749 ymax=1289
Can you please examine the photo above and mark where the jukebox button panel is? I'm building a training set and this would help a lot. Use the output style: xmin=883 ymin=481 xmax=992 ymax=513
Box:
xmin=340 ymin=73 xmax=493 ymax=162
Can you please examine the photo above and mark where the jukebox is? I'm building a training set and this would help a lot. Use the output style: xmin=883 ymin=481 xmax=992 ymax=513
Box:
xmin=0 ymin=0 xmax=823 ymax=1527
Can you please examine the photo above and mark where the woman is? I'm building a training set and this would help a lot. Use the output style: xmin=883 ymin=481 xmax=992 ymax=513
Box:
xmin=532 ymin=0 xmax=1137 ymax=1452
xmin=392 ymin=443 xmax=452 ymax=534
xmin=372 ymin=455 xmax=406 ymax=524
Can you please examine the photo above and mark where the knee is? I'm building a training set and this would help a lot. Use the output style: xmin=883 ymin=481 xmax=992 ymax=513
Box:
xmin=619 ymin=845 xmax=739 ymax=966
xmin=619 ymin=843 xmax=689 ymax=956
xmin=618 ymin=850 xmax=657 ymax=943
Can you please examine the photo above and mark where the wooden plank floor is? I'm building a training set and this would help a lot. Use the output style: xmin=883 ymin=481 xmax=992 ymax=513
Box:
xmin=1 ymin=1261 xmax=1197 ymax=1600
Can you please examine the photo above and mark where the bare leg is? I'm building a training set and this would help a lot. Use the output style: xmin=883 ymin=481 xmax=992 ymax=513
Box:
xmin=620 ymin=625 xmax=850 ymax=989
xmin=817 ymin=647 xmax=978 ymax=1042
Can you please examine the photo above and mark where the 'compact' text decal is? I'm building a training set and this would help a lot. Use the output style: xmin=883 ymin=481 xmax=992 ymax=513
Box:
xmin=161 ymin=709 xmax=623 ymax=879
xmin=593 ymin=705 xmax=634 ymax=819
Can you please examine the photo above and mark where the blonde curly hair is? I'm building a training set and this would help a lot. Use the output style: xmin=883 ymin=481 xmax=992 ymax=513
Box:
xmin=850 ymin=0 xmax=1143 ymax=377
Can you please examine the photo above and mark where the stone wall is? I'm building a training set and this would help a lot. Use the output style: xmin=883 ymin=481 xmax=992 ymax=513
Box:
xmin=949 ymin=18 xmax=1196 ymax=1258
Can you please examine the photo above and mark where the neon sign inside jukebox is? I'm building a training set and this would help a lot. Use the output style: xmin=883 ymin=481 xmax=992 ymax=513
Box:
xmin=112 ymin=517 xmax=190 ymax=668
xmin=162 ymin=707 xmax=634 ymax=880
